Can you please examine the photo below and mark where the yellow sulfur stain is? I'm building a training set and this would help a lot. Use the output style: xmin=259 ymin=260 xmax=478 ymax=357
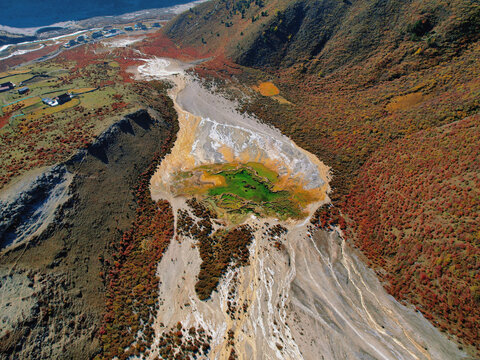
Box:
xmin=387 ymin=92 xmax=426 ymax=111
xmin=254 ymin=81 xmax=280 ymax=97
xmin=2 ymin=96 xmax=41 ymax=113
xmin=199 ymin=171 xmax=227 ymax=187
xmin=218 ymin=144 xmax=235 ymax=162
xmin=70 ymin=87 xmax=97 ymax=94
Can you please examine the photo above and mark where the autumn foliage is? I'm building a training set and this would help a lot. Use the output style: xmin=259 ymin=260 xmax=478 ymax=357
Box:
xmin=137 ymin=32 xmax=203 ymax=61
xmin=97 ymin=152 xmax=175 ymax=360
xmin=344 ymin=115 xmax=480 ymax=350
xmin=177 ymin=199 xmax=254 ymax=300
xmin=182 ymin=8 xmax=480 ymax=353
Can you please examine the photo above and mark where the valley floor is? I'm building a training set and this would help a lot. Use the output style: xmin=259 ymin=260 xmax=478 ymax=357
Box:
xmin=141 ymin=60 xmax=467 ymax=360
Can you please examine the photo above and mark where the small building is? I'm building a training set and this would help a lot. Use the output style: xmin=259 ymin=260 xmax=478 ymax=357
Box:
xmin=140 ymin=24 xmax=147 ymax=31
xmin=42 ymin=93 xmax=71 ymax=107
xmin=91 ymin=31 xmax=103 ymax=39
xmin=124 ymin=26 xmax=133 ymax=32
xmin=134 ymin=22 xmax=143 ymax=30
xmin=65 ymin=39 xmax=77 ymax=48
xmin=56 ymin=93 xmax=71 ymax=105
xmin=104 ymin=29 xmax=119 ymax=38
xmin=18 ymin=87 xmax=29 ymax=95
xmin=0 ymin=82 xmax=15 ymax=93
xmin=42 ymin=97 xmax=58 ymax=107
xmin=76 ymin=35 xmax=86 ymax=42
xmin=152 ymin=22 xmax=161 ymax=28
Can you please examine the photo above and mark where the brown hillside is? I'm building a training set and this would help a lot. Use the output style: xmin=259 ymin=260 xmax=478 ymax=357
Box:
xmin=165 ymin=0 xmax=480 ymax=355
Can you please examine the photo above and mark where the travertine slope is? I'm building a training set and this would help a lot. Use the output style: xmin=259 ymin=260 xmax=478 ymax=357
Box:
xmin=139 ymin=59 xmax=466 ymax=360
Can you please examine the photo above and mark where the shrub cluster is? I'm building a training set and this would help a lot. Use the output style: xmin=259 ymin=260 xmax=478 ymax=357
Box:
xmin=96 ymin=151 xmax=175 ymax=360
xmin=178 ymin=198 xmax=254 ymax=300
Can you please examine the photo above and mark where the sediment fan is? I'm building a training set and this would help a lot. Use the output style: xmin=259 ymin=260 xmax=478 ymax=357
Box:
xmin=0 ymin=0 xmax=478 ymax=357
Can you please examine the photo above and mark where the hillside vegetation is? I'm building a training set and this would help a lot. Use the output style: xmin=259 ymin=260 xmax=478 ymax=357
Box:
xmin=165 ymin=0 xmax=480 ymax=355
xmin=345 ymin=115 xmax=480 ymax=347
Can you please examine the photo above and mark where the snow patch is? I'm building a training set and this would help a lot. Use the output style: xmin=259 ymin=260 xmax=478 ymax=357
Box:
xmin=105 ymin=37 xmax=143 ymax=48
xmin=0 ymin=44 xmax=45 ymax=61
xmin=137 ymin=57 xmax=183 ymax=80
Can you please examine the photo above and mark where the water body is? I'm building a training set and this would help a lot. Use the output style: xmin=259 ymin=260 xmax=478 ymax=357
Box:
xmin=1 ymin=0 xmax=195 ymax=28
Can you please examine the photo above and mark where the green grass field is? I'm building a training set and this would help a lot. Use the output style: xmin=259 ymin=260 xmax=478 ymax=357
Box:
xmin=0 ymin=56 xmax=143 ymax=189
xmin=208 ymin=168 xmax=286 ymax=203
xmin=178 ymin=163 xmax=304 ymax=221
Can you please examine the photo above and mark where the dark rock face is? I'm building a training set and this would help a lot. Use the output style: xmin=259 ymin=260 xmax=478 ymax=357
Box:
xmin=0 ymin=110 xmax=157 ymax=250
xmin=0 ymin=107 xmax=177 ymax=360
xmin=85 ymin=109 xmax=155 ymax=164
xmin=0 ymin=164 xmax=70 ymax=249
xmin=237 ymin=0 xmax=347 ymax=68
xmin=234 ymin=0 xmax=480 ymax=72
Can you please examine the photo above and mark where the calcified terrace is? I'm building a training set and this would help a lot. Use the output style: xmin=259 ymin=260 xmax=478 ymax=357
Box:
xmin=148 ymin=60 xmax=330 ymax=221
xmin=173 ymin=162 xmax=307 ymax=221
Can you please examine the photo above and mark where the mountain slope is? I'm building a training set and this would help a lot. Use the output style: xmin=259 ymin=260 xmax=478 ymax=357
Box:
xmin=235 ymin=0 xmax=480 ymax=73
xmin=164 ymin=0 xmax=480 ymax=355
xmin=345 ymin=114 xmax=480 ymax=348
xmin=166 ymin=0 xmax=480 ymax=76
